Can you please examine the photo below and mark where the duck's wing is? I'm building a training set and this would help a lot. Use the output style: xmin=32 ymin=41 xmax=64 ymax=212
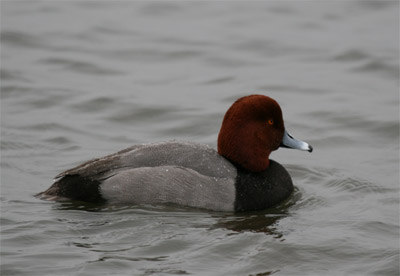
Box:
xmin=55 ymin=144 xmax=144 ymax=180
xmin=38 ymin=141 xmax=236 ymax=203
xmin=38 ymin=144 xmax=145 ymax=202
xmin=58 ymin=140 xmax=236 ymax=180
xmin=100 ymin=165 xmax=236 ymax=211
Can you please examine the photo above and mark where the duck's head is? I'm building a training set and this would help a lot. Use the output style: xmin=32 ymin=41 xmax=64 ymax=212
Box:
xmin=218 ymin=94 xmax=312 ymax=172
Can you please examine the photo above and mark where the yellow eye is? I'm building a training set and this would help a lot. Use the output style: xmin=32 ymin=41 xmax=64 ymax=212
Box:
xmin=268 ymin=119 xmax=274 ymax=125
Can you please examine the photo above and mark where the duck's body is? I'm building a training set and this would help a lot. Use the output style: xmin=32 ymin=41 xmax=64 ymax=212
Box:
xmin=38 ymin=95 xmax=312 ymax=212
xmin=40 ymin=141 xmax=293 ymax=211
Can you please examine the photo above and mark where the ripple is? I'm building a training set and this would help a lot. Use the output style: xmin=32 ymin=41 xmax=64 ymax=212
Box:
xmin=1 ymin=140 xmax=34 ymax=150
xmin=107 ymin=105 xmax=178 ymax=123
xmin=257 ymin=84 xmax=328 ymax=95
xmin=358 ymin=221 xmax=400 ymax=237
xmin=70 ymin=96 xmax=117 ymax=113
xmin=87 ymin=255 xmax=169 ymax=263
xmin=1 ymin=30 xmax=46 ymax=49
xmin=202 ymin=76 xmax=235 ymax=85
xmin=107 ymin=48 xmax=203 ymax=63
xmin=140 ymin=2 xmax=181 ymax=16
xmin=1 ymin=85 xmax=33 ymax=98
xmin=287 ymin=165 xmax=337 ymax=183
xmin=305 ymin=111 xmax=399 ymax=142
xmin=22 ymin=122 xmax=76 ymax=132
xmin=44 ymin=136 xmax=72 ymax=145
xmin=293 ymin=194 xmax=327 ymax=210
xmin=326 ymin=176 xmax=393 ymax=194
xmin=333 ymin=49 xmax=369 ymax=62
xmin=41 ymin=57 xmax=122 ymax=75
xmin=0 ymin=69 xmax=30 ymax=82
xmin=354 ymin=60 xmax=399 ymax=79
xmin=331 ymin=47 xmax=398 ymax=79
xmin=358 ymin=0 xmax=398 ymax=10
xmin=24 ymin=94 xmax=66 ymax=109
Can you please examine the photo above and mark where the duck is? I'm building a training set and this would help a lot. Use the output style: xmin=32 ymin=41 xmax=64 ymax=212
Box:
xmin=37 ymin=94 xmax=312 ymax=212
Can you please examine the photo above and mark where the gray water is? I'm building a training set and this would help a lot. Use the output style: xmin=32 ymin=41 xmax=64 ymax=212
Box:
xmin=1 ymin=1 xmax=399 ymax=276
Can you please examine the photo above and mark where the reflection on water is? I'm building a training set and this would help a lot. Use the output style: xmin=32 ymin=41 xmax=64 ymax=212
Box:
xmin=214 ymin=214 xmax=285 ymax=237
xmin=53 ymin=196 xmax=297 ymax=237
xmin=213 ymin=189 xmax=300 ymax=236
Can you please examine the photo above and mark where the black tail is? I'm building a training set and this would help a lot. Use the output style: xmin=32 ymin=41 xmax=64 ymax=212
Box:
xmin=37 ymin=175 xmax=106 ymax=203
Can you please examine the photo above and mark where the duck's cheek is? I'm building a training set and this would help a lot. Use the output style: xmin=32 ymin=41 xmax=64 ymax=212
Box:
xmin=271 ymin=130 xmax=284 ymax=150
xmin=259 ymin=134 xmax=277 ymax=151
xmin=271 ymin=141 xmax=281 ymax=151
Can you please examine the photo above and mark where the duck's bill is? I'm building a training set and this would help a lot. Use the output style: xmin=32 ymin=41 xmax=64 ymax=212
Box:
xmin=280 ymin=129 xmax=313 ymax=152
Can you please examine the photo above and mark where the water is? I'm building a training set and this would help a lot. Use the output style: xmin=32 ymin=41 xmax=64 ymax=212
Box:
xmin=1 ymin=1 xmax=399 ymax=275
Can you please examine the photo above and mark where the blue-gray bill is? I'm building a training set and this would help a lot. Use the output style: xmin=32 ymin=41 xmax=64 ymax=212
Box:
xmin=280 ymin=129 xmax=313 ymax=152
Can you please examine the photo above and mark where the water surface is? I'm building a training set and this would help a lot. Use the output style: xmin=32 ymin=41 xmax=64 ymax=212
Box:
xmin=1 ymin=1 xmax=399 ymax=275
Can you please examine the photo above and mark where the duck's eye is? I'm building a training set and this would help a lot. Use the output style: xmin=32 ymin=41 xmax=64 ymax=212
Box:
xmin=268 ymin=119 xmax=274 ymax=125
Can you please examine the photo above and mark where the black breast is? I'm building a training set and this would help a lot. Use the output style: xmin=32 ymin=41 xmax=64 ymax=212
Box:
xmin=234 ymin=160 xmax=294 ymax=212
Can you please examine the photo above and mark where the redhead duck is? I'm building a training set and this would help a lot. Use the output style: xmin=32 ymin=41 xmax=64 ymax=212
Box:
xmin=38 ymin=95 xmax=312 ymax=211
